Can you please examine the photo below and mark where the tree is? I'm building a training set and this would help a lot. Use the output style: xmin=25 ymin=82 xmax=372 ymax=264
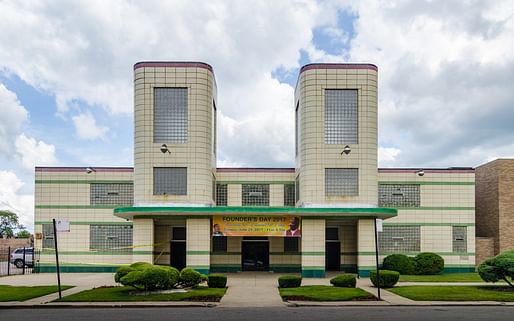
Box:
xmin=16 ymin=230 xmax=31 ymax=238
xmin=0 ymin=210 xmax=24 ymax=238
xmin=478 ymin=249 xmax=514 ymax=287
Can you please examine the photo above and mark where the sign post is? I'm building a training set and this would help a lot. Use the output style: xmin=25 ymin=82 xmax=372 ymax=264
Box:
xmin=374 ymin=218 xmax=382 ymax=301
xmin=52 ymin=219 xmax=70 ymax=299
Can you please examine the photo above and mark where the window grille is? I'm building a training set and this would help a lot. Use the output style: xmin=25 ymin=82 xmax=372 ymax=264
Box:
xmin=42 ymin=224 xmax=55 ymax=249
xmin=242 ymin=184 xmax=270 ymax=206
xmin=453 ymin=226 xmax=467 ymax=253
xmin=284 ymin=184 xmax=295 ymax=207
xmin=216 ymin=184 xmax=228 ymax=206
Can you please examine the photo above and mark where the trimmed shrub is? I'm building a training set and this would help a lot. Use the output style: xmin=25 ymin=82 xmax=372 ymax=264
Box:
xmin=330 ymin=274 xmax=356 ymax=288
xmin=130 ymin=262 xmax=153 ymax=270
xmin=158 ymin=266 xmax=180 ymax=288
xmin=382 ymin=254 xmax=415 ymax=275
xmin=200 ymin=274 xmax=209 ymax=282
xmin=208 ymin=274 xmax=228 ymax=288
xmin=114 ymin=266 xmax=135 ymax=283
xmin=120 ymin=270 xmax=145 ymax=290
xmin=370 ymin=270 xmax=400 ymax=288
xmin=478 ymin=249 xmax=514 ymax=287
xmin=119 ymin=265 xmax=179 ymax=291
xmin=180 ymin=268 xmax=203 ymax=287
xmin=278 ymin=275 xmax=302 ymax=288
xmin=413 ymin=252 xmax=444 ymax=275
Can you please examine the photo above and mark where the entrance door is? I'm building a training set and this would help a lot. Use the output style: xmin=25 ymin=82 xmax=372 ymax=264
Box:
xmin=325 ymin=242 xmax=341 ymax=271
xmin=242 ymin=238 xmax=269 ymax=271
xmin=170 ymin=227 xmax=186 ymax=270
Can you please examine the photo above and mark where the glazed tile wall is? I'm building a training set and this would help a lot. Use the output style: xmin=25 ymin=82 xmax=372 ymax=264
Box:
xmin=295 ymin=68 xmax=378 ymax=206
xmin=134 ymin=66 xmax=217 ymax=205
xmin=132 ymin=219 xmax=154 ymax=263
xmin=301 ymin=219 xmax=325 ymax=275
xmin=186 ymin=218 xmax=210 ymax=269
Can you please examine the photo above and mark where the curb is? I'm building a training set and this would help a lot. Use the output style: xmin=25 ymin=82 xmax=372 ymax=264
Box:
xmin=0 ymin=302 xmax=218 ymax=309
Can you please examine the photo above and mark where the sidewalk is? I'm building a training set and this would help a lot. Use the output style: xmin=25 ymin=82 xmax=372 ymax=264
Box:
xmin=219 ymin=272 xmax=285 ymax=307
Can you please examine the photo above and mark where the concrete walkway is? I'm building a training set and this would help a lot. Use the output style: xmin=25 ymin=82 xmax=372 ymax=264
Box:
xmin=220 ymin=273 xmax=285 ymax=307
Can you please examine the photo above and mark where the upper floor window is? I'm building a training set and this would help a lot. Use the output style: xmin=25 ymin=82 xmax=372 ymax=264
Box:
xmin=154 ymin=88 xmax=188 ymax=143
xmin=216 ymin=183 xmax=228 ymax=206
xmin=452 ymin=226 xmax=467 ymax=253
xmin=153 ymin=167 xmax=187 ymax=195
xmin=284 ymin=184 xmax=295 ymax=207
xmin=325 ymin=89 xmax=358 ymax=144
xmin=90 ymin=183 xmax=133 ymax=205
xmin=242 ymin=184 xmax=269 ymax=206
xmin=378 ymin=184 xmax=420 ymax=208
xmin=325 ymin=168 xmax=359 ymax=196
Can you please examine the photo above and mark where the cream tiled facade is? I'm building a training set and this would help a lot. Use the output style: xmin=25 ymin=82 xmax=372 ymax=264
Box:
xmin=34 ymin=62 xmax=477 ymax=276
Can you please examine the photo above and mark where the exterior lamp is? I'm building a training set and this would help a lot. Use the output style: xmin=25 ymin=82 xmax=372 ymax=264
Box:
xmin=86 ymin=167 xmax=96 ymax=174
xmin=416 ymin=169 xmax=425 ymax=177
xmin=160 ymin=144 xmax=171 ymax=154
xmin=341 ymin=145 xmax=351 ymax=155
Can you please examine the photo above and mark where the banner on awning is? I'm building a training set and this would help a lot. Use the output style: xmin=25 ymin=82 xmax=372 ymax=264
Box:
xmin=212 ymin=216 xmax=301 ymax=237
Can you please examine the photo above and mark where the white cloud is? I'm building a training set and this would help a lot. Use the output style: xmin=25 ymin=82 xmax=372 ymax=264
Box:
xmin=72 ymin=111 xmax=109 ymax=140
xmin=0 ymin=83 xmax=28 ymax=155
xmin=15 ymin=133 xmax=58 ymax=171
xmin=378 ymin=147 xmax=401 ymax=166
xmin=0 ymin=171 xmax=33 ymax=231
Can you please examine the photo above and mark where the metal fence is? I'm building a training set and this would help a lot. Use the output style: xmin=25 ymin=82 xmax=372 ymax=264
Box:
xmin=0 ymin=246 xmax=40 ymax=276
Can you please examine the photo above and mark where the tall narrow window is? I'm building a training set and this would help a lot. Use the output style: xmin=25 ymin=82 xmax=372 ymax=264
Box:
xmin=453 ymin=226 xmax=467 ymax=253
xmin=216 ymin=184 xmax=228 ymax=206
xmin=42 ymin=224 xmax=55 ymax=249
xmin=325 ymin=89 xmax=358 ymax=144
xmin=154 ymin=88 xmax=188 ymax=143
xmin=325 ymin=168 xmax=359 ymax=196
xmin=154 ymin=167 xmax=187 ymax=195
xmin=284 ymin=184 xmax=295 ymax=207
xmin=295 ymin=176 xmax=300 ymax=203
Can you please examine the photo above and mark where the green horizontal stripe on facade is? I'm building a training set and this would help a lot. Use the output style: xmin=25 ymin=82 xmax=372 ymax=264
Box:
xmin=215 ymin=181 xmax=295 ymax=185
xmin=40 ymin=250 xmax=151 ymax=255
xmin=35 ymin=221 xmax=133 ymax=225
xmin=187 ymin=250 xmax=210 ymax=255
xmin=396 ymin=207 xmax=475 ymax=211
xmin=36 ymin=205 xmax=120 ymax=209
xmin=35 ymin=180 xmax=133 ymax=184
xmin=383 ymin=222 xmax=475 ymax=227
xmin=301 ymin=266 xmax=325 ymax=270
xmin=188 ymin=265 xmax=210 ymax=269
xmin=379 ymin=181 xmax=474 ymax=186
xmin=444 ymin=264 xmax=476 ymax=268
xmin=115 ymin=206 xmax=397 ymax=215
xmin=301 ymin=251 xmax=325 ymax=256
xmin=341 ymin=252 xmax=358 ymax=256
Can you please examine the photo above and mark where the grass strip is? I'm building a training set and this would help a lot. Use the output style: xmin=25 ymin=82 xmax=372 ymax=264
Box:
xmin=0 ymin=285 xmax=73 ymax=302
xmin=399 ymin=273 xmax=486 ymax=283
xmin=389 ymin=286 xmax=514 ymax=301
xmin=279 ymin=285 xmax=375 ymax=301
xmin=57 ymin=286 xmax=226 ymax=302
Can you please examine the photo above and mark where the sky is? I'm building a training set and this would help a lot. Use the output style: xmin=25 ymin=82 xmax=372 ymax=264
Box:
xmin=1 ymin=0 xmax=514 ymax=231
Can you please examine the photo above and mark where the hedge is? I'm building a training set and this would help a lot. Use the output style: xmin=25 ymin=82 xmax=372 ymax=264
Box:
xmin=382 ymin=254 xmax=415 ymax=275
xmin=330 ymin=274 xmax=356 ymax=288
xmin=370 ymin=270 xmax=400 ymax=288
xmin=278 ymin=275 xmax=302 ymax=288
xmin=208 ymin=274 xmax=228 ymax=288
xmin=179 ymin=268 xmax=203 ymax=287
xmin=413 ymin=252 xmax=444 ymax=275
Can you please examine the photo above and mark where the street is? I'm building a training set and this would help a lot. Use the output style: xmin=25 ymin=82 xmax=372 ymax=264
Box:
xmin=1 ymin=307 xmax=514 ymax=321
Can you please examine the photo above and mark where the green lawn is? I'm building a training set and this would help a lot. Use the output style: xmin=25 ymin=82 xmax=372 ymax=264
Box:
xmin=279 ymin=285 xmax=376 ymax=301
xmin=399 ymin=273 xmax=487 ymax=283
xmin=0 ymin=285 xmax=73 ymax=302
xmin=57 ymin=286 xmax=226 ymax=302
xmin=389 ymin=286 xmax=514 ymax=301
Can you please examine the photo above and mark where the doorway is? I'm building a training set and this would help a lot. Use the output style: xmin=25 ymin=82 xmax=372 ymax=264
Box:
xmin=241 ymin=237 xmax=269 ymax=271
xmin=325 ymin=227 xmax=341 ymax=271
xmin=170 ymin=227 xmax=186 ymax=270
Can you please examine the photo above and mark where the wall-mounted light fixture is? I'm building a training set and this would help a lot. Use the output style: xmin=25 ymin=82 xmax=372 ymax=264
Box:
xmin=86 ymin=167 xmax=96 ymax=174
xmin=160 ymin=144 xmax=171 ymax=154
xmin=416 ymin=169 xmax=425 ymax=177
xmin=341 ymin=145 xmax=351 ymax=156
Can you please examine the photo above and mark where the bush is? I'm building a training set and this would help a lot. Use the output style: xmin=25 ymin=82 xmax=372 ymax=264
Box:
xmin=200 ymin=274 xmax=209 ymax=282
xmin=370 ymin=270 xmax=400 ymax=288
xmin=478 ymin=249 xmax=514 ymax=287
xmin=330 ymin=274 xmax=356 ymax=288
xmin=278 ymin=275 xmax=302 ymax=288
xmin=208 ymin=274 xmax=228 ymax=288
xmin=180 ymin=268 xmax=203 ymax=287
xmin=119 ymin=265 xmax=179 ymax=291
xmin=114 ymin=266 xmax=135 ymax=283
xmin=413 ymin=252 xmax=444 ymax=275
xmin=383 ymin=254 xmax=415 ymax=275
xmin=130 ymin=262 xmax=153 ymax=270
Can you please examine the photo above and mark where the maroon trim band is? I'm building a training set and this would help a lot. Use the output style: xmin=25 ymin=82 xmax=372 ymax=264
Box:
xmin=134 ymin=61 xmax=214 ymax=73
xmin=379 ymin=168 xmax=475 ymax=174
xmin=299 ymin=63 xmax=378 ymax=74
xmin=216 ymin=168 xmax=295 ymax=173
xmin=35 ymin=167 xmax=134 ymax=173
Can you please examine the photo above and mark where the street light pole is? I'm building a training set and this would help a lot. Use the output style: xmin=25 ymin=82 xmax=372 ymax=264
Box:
xmin=374 ymin=217 xmax=381 ymax=301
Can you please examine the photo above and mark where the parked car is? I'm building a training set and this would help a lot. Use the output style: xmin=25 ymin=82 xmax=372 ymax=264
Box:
xmin=10 ymin=247 xmax=33 ymax=268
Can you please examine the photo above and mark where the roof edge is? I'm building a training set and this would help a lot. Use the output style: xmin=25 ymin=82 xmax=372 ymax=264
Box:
xmin=134 ymin=61 xmax=214 ymax=73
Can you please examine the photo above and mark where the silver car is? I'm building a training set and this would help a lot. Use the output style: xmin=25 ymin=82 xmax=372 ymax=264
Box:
xmin=10 ymin=248 xmax=33 ymax=268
